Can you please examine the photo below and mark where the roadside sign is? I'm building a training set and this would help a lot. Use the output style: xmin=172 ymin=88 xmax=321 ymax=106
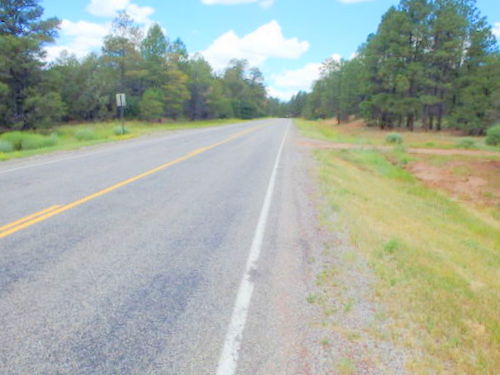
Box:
xmin=116 ymin=93 xmax=126 ymax=107
xmin=116 ymin=93 xmax=126 ymax=135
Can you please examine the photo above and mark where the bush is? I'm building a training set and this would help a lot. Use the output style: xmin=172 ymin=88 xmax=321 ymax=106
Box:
xmin=485 ymin=125 xmax=500 ymax=146
xmin=386 ymin=132 xmax=403 ymax=144
xmin=0 ymin=140 xmax=14 ymax=153
xmin=20 ymin=133 xmax=58 ymax=150
xmin=1 ymin=132 xmax=25 ymax=150
xmin=455 ymin=138 xmax=476 ymax=149
xmin=75 ymin=129 xmax=98 ymax=141
xmin=113 ymin=126 xmax=129 ymax=136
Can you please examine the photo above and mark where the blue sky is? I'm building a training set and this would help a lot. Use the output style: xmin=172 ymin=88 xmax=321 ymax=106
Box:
xmin=41 ymin=0 xmax=500 ymax=100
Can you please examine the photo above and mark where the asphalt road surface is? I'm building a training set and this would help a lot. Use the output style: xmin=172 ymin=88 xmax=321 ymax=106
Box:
xmin=0 ymin=119 xmax=315 ymax=375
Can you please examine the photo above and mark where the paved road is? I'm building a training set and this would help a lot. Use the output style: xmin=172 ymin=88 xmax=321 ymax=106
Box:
xmin=0 ymin=119 xmax=315 ymax=374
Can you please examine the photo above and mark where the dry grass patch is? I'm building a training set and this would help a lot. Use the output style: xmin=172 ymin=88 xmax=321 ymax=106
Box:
xmin=0 ymin=118 xmax=246 ymax=161
xmin=296 ymin=118 xmax=500 ymax=152
xmin=314 ymin=149 xmax=499 ymax=374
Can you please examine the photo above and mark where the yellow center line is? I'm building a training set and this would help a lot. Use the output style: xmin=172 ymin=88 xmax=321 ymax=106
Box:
xmin=0 ymin=125 xmax=263 ymax=239
xmin=0 ymin=205 xmax=62 ymax=232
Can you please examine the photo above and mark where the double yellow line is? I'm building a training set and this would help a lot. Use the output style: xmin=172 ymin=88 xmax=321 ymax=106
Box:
xmin=0 ymin=125 xmax=261 ymax=239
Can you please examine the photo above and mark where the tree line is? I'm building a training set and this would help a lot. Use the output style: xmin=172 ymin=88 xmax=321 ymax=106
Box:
xmin=290 ymin=0 xmax=500 ymax=134
xmin=0 ymin=0 xmax=275 ymax=131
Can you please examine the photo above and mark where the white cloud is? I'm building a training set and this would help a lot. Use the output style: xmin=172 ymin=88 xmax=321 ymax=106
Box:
xmin=273 ymin=63 xmax=322 ymax=91
xmin=201 ymin=20 xmax=309 ymax=70
xmin=272 ymin=54 xmax=341 ymax=91
xmin=45 ymin=19 xmax=110 ymax=60
xmin=493 ymin=22 xmax=500 ymax=38
xmin=269 ymin=54 xmax=341 ymax=100
xmin=125 ymin=4 xmax=155 ymax=24
xmin=266 ymin=87 xmax=298 ymax=101
xmin=87 ymin=0 xmax=130 ymax=17
xmin=45 ymin=0 xmax=158 ymax=61
xmin=87 ymin=0 xmax=155 ymax=24
xmin=201 ymin=0 xmax=274 ymax=8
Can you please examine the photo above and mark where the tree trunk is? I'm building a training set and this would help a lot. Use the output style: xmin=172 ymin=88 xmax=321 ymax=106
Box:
xmin=406 ymin=114 xmax=414 ymax=131
xmin=436 ymin=102 xmax=443 ymax=131
xmin=422 ymin=115 xmax=428 ymax=131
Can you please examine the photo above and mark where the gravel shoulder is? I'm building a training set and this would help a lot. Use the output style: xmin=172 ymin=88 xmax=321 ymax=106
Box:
xmin=275 ymin=127 xmax=410 ymax=374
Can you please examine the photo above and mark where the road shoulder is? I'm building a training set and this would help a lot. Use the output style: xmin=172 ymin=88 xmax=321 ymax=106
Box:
xmin=238 ymin=124 xmax=409 ymax=374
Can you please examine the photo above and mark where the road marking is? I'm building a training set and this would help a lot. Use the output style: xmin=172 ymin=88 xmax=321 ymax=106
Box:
xmin=0 ymin=205 xmax=61 ymax=232
xmin=0 ymin=122 xmax=255 ymax=176
xmin=216 ymin=122 xmax=289 ymax=375
xmin=0 ymin=126 xmax=262 ymax=239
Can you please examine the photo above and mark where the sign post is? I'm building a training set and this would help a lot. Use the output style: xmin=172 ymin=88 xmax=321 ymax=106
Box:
xmin=116 ymin=93 xmax=126 ymax=135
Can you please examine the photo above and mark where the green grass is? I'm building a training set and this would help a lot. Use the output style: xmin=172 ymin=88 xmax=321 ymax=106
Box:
xmin=297 ymin=119 xmax=500 ymax=373
xmin=0 ymin=139 xmax=14 ymax=153
xmin=313 ymin=148 xmax=499 ymax=373
xmin=74 ymin=129 xmax=98 ymax=141
xmin=456 ymin=138 xmax=477 ymax=149
xmin=385 ymin=132 xmax=403 ymax=144
xmin=0 ymin=118 xmax=246 ymax=162
xmin=295 ymin=118 xmax=372 ymax=144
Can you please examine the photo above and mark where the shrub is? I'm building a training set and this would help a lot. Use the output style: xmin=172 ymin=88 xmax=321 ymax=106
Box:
xmin=384 ymin=238 xmax=401 ymax=254
xmin=0 ymin=140 xmax=14 ymax=153
xmin=455 ymin=138 xmax=476 ymax=149
xmin=386 ymin=132 xmax=403 ymax=144
xmin=75 ymin=129 xmax=98 ymax=141
xmin=1 ymin=132 xmax=25 ymax=150
xmin=113 ymin=126 xmax=129 ymax=136
xmin=20 ymin=133 xmax=57 ymax=150
xmin=485 ymin=124 xmax=500 ymax=146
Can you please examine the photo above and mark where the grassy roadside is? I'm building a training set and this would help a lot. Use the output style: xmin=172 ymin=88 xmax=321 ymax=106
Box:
xmin=0 ymin=118 xmax=247 ymax=162
xmin=296 ymin=118 xmax=500 ymax=152
xmin=297 ymin=119 xmax=500 ymax=373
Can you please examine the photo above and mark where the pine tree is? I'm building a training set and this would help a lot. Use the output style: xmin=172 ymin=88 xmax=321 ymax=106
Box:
xmin=0 ymin=0 xmax=59 ymax=128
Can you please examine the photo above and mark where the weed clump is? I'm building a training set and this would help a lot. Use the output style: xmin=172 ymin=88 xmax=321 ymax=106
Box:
xmin=20 ymin=133 xmax=57 ymax=150
xmin=113 ymin=126 xmax=129 ymax=136
xmin=74 ymin=129 xmax=98 ymax=141
xmin=0 ymin=140 xmax=14 ymax=153
xmin=384 ymin=238 xmax=401 ymax=254
xmin=0 ymin=132 xmax=57 ymax=150
xmin=386 ymin=132 xmax=403 ymax=144
xmin=485 ymin=124 xmax=500 ymax=146
xmin=1 ymin=132 xmax=25 ymax=150
xmin=456 ymin=138 xmax=476 ymax=149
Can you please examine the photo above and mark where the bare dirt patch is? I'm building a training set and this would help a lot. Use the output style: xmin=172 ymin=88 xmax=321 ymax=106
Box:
xmin=407 ymin=158 xmax=500 ymax=206
xmin=297 ymin=136 xmax=500 ymax=207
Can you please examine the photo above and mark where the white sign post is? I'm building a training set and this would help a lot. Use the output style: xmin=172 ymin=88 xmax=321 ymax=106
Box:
xmin=116 ymin=93 xmax=126 ymax=135
xmin=116 ymin=93 xmax=126 ymax=107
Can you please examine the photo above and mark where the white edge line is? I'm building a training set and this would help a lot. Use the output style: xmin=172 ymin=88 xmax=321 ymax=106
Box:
xmin=216 ymin=121 xmax=290 ymax=375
